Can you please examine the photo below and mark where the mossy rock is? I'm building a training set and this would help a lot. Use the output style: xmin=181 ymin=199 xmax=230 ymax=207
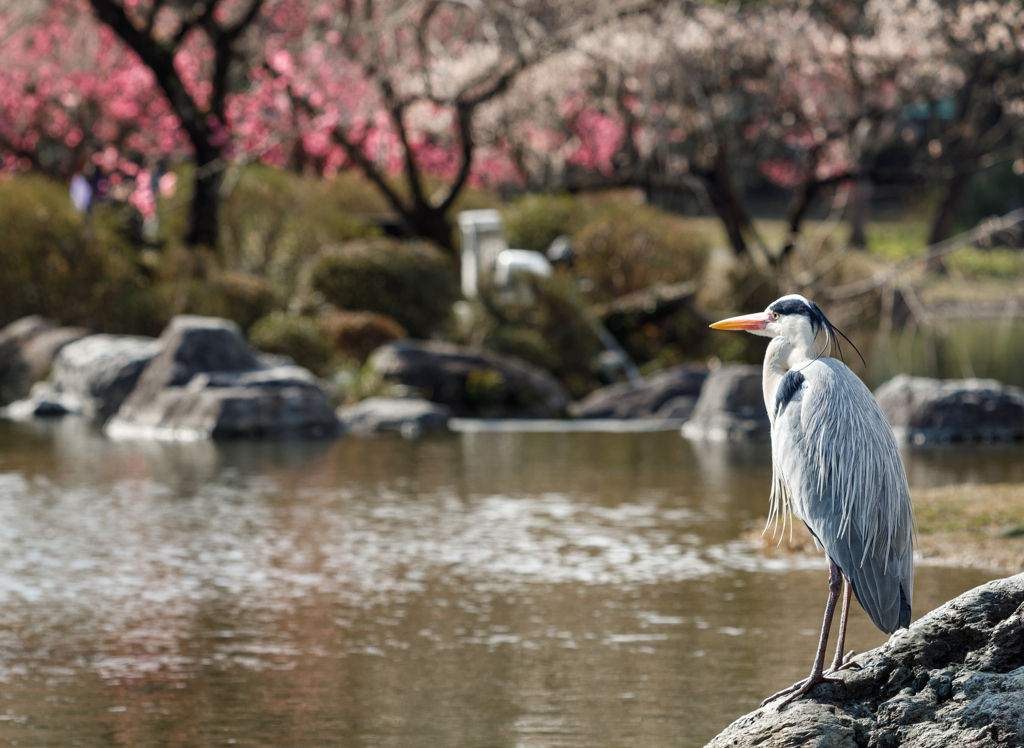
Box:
xmin=484 ymin=327 xmax=558 ymax=375
xmin=249 ymin=312 xmax=335 ymax=376
xmin=310 ymin=238 xmax=458 ymax=338
xmin=465 ymin=367 xmax=507 ymax=408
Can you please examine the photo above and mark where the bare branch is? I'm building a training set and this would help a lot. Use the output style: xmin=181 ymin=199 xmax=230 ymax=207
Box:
xmin=824 ymin=209 xmax=1024 ymax=301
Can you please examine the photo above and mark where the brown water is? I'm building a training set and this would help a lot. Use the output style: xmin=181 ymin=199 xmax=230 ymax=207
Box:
xmin=0 ymin=419 xmax=1010 ymax=748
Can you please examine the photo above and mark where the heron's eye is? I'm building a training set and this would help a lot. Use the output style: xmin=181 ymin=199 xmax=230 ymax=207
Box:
xmin=772 ymin=311 xmax=780 ymax=320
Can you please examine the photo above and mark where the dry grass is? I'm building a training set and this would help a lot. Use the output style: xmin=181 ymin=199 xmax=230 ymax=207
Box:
xmin=742 ymin=482 xmax=1024 ymax=573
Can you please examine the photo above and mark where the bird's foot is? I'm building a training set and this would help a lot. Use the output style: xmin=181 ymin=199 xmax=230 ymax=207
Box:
xmin=826 ymin=650 xmax=860 ymax=675
xmin=760 ymin=671 xmax=844 ymax=711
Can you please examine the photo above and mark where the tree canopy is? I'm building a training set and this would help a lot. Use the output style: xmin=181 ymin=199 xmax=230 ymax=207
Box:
xmin=2 ymin=0 xmax=1024 ymax=260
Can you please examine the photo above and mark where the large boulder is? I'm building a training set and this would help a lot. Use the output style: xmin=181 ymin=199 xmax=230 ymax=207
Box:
xmin=367 ymin=339 xmax=569 ymax=418
xmin=706 ymin=573 xmax=1024 ymax=748
xmin=105 ymin=316 xmax=339 ymax=440
xmin=0 ymin=316 xmax=89 ymax=405
xmin=569 ymin=365 xmax=707 ymax=419
xmin=337 ymin=397 xmax=452 ymax=436
xmin=5 ymin=334 xmax=161 ymax=419
xmin=875 ymin=375 xmax=1024 ymax=443
xmin=21 ymin=325 xmax=91 ymax=380
xmin=681 ymin=364 xmax=769 ymax=440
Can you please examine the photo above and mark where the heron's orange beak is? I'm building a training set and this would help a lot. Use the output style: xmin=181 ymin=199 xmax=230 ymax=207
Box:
xmin=709 ymin=312 xmax=771 ymax=331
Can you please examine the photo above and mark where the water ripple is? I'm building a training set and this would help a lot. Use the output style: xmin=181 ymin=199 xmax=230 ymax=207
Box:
xmin=0 ymin=470 xmax=822 ymax=661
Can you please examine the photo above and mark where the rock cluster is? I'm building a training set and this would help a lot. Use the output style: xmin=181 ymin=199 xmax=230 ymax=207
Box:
xmin=337 ymin=397 xmax=452 ymax=437
xmin=569 ymin=365 xmax=707 ymax=420
xmin=681 ymin=364 xmax=770 ymax=441
xmin=875 ymin=375 xmax=1024 ymax=443
xmin=368 ymin=339 xmax=569 ymax=418
xmin=106 ymin=316 xmax=339 ymax=440
xmin=6 ymin=309 xmax=1024 ymax=443
xmin=706 ymin=573 xmax=1024 ymax=748
xmin=0 ymin=316 xmax=89 ymax=405
xmin=7 ymin=334 xmax=161 ymax=419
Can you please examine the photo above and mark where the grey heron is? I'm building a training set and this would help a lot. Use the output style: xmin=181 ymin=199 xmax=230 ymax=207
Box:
xmin=710 ymin=294 xmax=915 ymax=709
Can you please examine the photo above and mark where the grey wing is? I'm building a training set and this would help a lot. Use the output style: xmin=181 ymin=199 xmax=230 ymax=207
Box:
xmin=772 ymin=359 xmax=915 ymax=634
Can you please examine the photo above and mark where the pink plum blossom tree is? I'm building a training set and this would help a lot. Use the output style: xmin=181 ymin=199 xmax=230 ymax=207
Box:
xmin=257 ymin=0 xmax=653 ymax=252
xmin=491 ymin=0 xmax=1024 ymax=266
xmin=3 ymin=0 xmax=1024 ymax=268
xmin=86 ymin=0 xmax=266 ymax=247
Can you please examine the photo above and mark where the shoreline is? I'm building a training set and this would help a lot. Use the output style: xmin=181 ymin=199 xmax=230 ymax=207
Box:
xmin=742 ymin=481 xmax=1024 ymax=573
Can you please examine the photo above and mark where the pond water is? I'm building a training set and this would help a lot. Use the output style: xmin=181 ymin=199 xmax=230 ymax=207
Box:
xmin=0 ymin=419 xmax=1013 ymax=748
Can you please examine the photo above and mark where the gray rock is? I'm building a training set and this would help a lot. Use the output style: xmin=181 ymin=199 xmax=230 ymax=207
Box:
xmin=9 ymin=334 xmax=162 ymax=419
xmin=875 ymin=375 xmax=1024 ymax=443
xmin=681 ymin=364 xmax=769 ymax=440
xmin=368 ymin=339 xmax=569 ymax=418
xmin=0 ymin=316 xmax=55 ymax=342
xmin=0 ymin=317 xmax=91 ymax=406
xmin=705 ymin=574 xmax=1024 ymax=748
xmin=106 ymin=316 xmax=339 ymax=440
xmin=3 ymin=383 xmax=86 ymax=419
xmin=0 ymin=316 xmax=58 ymax=404
xmin=569 ymin=365 xmax=707 ymax=419
xmin=338 ymin=397 xmax=452 ymax=436
xmin=21 ymin=326 xmax=90 ymax=380
xmin=654 ymin=395 xmax=699 ymax=420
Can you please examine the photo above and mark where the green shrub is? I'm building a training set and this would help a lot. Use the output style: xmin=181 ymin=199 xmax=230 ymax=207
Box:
xmin=220 ymin=166 xmax=380 ymax=300
xmin=573 ymin=205 xmax=707 ymax=303
xmin=249 ymin=312 xmax=335 ymax=376
xmin=502 ymin=192 xmax=590 ymax=253
xmin=316 ymin=309 xmax=407 ymax=363
xmin=203 ymin=271 xmax=282 ymax=331
xmin=319 ymin=170 xmax=396 ymax=215
xmin=476 ymin=276 xmax=606 ymax=399
xmin=311 ymin=238 xmax=458 ymax=338
xmin=0 ymin=175 xmax=153 ymax=332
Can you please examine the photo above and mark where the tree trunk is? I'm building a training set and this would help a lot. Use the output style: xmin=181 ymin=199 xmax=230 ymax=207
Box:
xmin=780 ymin=181 xmax=820 ymax=258
xmin=186 ymin=154 xmax=223 ymax=248
xmin=847 ymin=179 xmax=872 ymax=249
xmin=701 ymin=144 xmax=758 ymax=258
xmin=87 ymin=0 xmax=263 ymax=250
xmin=703 ymin=168 xmax=753 ymax=256
xmin=926 ymin=171 xmax=970 ymax=273
xmin=402 ymin=206 xmax=455 ymax=254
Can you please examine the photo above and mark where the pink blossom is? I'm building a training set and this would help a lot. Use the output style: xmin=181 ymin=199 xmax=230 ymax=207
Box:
xmin=128 ymin=168 xmax=155 ymax=219
xmin=158 ymin=172 xmax=177 ymax=197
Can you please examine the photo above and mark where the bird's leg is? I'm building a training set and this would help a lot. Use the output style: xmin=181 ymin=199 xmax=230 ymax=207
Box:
xmin=826 ymin=577 xmax=860 ymax=673
xmin=760 ymin=561 xmax=845 ymax=710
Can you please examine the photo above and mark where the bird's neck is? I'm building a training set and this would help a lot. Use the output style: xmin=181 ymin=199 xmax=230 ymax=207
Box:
xmin=763 ymin=331 xmax=828 ymax=420
xmin=762 ymin=339 xmax=789 ymax=420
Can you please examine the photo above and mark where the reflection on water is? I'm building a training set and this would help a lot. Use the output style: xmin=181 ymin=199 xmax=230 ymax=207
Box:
xmin=0 ymin=419 xmax=1010 ymax=747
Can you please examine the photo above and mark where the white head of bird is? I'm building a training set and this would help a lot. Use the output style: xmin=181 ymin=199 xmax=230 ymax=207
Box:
xmin=710 ymin=294 xmax=864 ymax=417
xmin=709 ymin=294 xmax=850 ymax=367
